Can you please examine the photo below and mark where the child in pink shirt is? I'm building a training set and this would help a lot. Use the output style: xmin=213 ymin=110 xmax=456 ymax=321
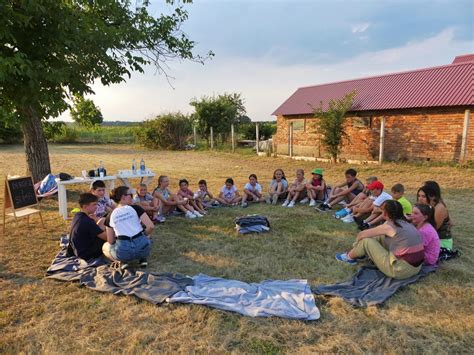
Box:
xmin=178 ymin=179 xmax=206 ymax=215
xmin=411 ymin=203 xmax=440 ymax=265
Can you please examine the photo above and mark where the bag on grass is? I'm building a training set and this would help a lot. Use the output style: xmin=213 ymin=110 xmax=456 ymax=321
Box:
xmin=38 ymin=173 xmax=58 ymax=194
xmin=235 ymin=215 xmax=270 ymax=234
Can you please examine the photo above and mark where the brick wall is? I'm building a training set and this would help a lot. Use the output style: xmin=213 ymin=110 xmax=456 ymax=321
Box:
xmin=274 ymin=107 xmax=474 ymax=162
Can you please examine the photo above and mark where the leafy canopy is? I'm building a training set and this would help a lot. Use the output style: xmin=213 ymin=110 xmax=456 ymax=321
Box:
xmin=313 ymin=91 xmax=356 ymax=161
xmin=70 ymin=96 xmax=103 ymax=127
xmin=190 ymin=93 xmax=246 ymax=142
xmin=0 ymin=0 xmax=211 ymax=120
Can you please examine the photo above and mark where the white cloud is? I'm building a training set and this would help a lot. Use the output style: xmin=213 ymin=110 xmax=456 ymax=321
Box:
xmin=58 ymin=28 xmax=473 ymax=123
xmin=351 ymin=22 xmax=371 ymax=33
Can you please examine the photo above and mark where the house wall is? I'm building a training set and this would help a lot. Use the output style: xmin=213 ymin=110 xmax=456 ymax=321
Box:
xmin=273 ymin=107 xmax=474 ymax=162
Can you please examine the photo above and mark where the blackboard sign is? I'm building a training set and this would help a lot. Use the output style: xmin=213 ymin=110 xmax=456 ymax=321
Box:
xmin=6 ymin=176 xmax=38 ymax=209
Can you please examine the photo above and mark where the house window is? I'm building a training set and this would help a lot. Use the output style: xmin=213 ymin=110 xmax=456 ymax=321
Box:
xmin=290 ymin=119 xmax=305 ymax=132
xmin=352 ymin=117 xmax=371 ymax=128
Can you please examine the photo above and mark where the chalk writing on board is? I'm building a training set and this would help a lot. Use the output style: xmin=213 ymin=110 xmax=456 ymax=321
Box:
xmin=7 ymin=177 xmax=37 ymax=209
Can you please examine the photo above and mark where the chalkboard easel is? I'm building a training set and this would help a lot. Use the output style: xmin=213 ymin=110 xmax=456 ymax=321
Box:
xmin=2 ymin=176 xmax=44 ymax=235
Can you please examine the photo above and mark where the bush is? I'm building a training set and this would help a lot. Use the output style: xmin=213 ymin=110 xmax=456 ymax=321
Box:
xmin=136 ymin=113 xmax=192 ymax=150
xmin=52 ymin=126 xmax=78 ymax=143
xmin=43 ymin=121 xmax=67 ymax=141
xmin=0 ymin=121 xmax=22 ymax=143
xmin=239 ymin=122 xmax=276 ymax=140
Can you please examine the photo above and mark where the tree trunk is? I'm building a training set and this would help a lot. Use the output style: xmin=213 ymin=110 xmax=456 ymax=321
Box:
xmin=20 ymin=107 xmax=51 ymax=182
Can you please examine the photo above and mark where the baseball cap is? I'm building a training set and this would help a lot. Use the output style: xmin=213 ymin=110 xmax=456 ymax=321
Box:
xmin=311 ymin=168 xmax=323 ymax=176
xmin=367 ymin=181 xmax=384 ymax=190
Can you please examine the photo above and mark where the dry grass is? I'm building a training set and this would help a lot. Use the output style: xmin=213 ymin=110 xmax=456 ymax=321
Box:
xmin=1 ymin=144 xmax=474 ymax=353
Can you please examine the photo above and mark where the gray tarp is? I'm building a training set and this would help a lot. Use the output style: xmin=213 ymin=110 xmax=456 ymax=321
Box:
xmin=168 ymin=273 xmax=320 ymax=320
xmin=313 ymin=265 xmax=437 ymax=307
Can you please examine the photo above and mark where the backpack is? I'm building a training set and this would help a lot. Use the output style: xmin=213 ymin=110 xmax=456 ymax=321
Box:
xmin=38 ymin=174 xmax=58 ymax=194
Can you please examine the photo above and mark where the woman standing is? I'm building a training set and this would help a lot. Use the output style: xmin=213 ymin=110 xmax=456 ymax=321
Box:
xmin=102 ymin=186 xmax=154 ymax=269
xmin=335 ymin=200 xmax=424 ymax=279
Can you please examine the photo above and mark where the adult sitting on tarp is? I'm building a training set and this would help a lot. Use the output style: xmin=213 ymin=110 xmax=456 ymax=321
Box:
xmin=102 ymin=186 xmax=154 ymax=269
xmin=67 ymin=193 xmax=107 ymax=261
xmin=335 ymin=200 xmax=424 ymax=280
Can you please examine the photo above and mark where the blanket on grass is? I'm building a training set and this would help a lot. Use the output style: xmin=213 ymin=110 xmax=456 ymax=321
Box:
xmin=168 ymin=274 xmax=320 ymax=320
xmin=46 ymin=237 xmax=320 ymax=320
xmin=312 ymin=265 xmax=437 ymax=307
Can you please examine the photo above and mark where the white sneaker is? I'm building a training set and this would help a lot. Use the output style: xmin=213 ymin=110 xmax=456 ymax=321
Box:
xmin=309 ymin=199 xmax=317 ymax=207
xmin=281 ymin=200 xmax=289 ymax=207
xmin=341 ymin=214 xmax=354 ymax=223
xmin=339 ymin=201 xmax=347 ymax=207
xmin=194 ymin=211 xmax=204 ymax=218
xmin=186 ymin=211 xmax=197 ymax=219
xmin=300 ymin=197 xmax=309 ymax=204
xmin=287 ymin=201 xmax=295 ymax=208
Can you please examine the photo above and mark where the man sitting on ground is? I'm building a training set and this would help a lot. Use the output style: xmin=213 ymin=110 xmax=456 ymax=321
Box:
xmin=67 ymin=193 xmax=107 ymax=260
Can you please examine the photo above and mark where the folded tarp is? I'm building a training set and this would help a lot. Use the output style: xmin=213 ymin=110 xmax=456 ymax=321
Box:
xmin=313 ymin=265 xmax=437 ymax=307
xmin=235 ymin=215 xmax=270 ymax=234
xmin=168 ymin=274 xmax=320 ymax=320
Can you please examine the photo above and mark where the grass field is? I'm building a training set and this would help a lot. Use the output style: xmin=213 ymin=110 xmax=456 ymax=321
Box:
xmin=1 ymin=144 xmax=473 ymax=353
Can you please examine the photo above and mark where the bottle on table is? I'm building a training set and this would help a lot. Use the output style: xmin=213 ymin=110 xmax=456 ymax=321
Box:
xmin=140 ymin=158 xmax=146 ymax=174
xmin=98 ymin=160 xmax=105 ymax=177
xmin=132 ymin=159 xmax=137 ymax=174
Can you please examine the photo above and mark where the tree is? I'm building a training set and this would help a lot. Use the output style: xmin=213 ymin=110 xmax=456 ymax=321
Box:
xmin=190 ymin=93 xmax=246 ymax=145
xmin=313 ymin=91 xmax=356 ymax=162
xmin=0 ymin=0 xmax=211 ymax=181
xmin=70 ymin=96 xmax=103 ymax=128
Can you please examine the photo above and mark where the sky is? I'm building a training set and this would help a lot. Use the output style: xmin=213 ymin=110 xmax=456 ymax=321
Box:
xmin=60 ymin=0 xmax=474 ymax=122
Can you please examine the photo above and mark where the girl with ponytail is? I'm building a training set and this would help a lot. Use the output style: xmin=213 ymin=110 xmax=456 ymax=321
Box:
xmin=335 ymin=200 xmax=425 ymax=279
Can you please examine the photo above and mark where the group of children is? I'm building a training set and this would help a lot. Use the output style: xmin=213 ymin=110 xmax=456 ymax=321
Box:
xmin=69 ymin=167 xmax=455 ymax=276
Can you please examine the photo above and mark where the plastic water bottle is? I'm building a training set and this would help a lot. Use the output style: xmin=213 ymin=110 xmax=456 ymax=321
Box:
xmin=98 ymin=161 xmax=105 ymax=177
xmin=131 ymin=159 xmax=137 ymax=174
xmin=140 ymin=158 xmax=146 ymax=174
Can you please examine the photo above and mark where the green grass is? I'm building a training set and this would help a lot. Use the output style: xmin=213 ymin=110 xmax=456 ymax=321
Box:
xmin=0 ymin=144 xmax=473 ymax=353
xmin=72 ymin=125 xmax=139 ymax=144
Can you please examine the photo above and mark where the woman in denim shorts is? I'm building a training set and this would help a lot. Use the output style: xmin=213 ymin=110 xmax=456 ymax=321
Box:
xmin=102 ymin=186 xmax=154 ymax=269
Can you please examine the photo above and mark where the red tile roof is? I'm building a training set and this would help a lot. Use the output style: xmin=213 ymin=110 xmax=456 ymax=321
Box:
xmin=272 ymin=55 xmax=474 ymax=116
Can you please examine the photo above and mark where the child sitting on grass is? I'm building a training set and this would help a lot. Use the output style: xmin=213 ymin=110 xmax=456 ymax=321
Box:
xmin=411 ymin=203 xmax=440 ymax=266
xmin=90 ymin=180 xmax=115 ymax=219
xmin=194 ymin=179 xmax=216 ymax=208
xmin=178 ymin=179 xmax=207 ymax=215
xmin=304 ymin=168 xmax=326 ymax=206
xmin=133 ymin=183 xmax=163 ymax=223
xmin=154 ymin=175 xmax=203 ymax=219
xmin=266 ymin=168 xmax=288 ymax=205
xmin=67 ymin=193 xmax=107 ymax=261
xmin=334 ymin=176 xmax=378 ymax=219
xmin=316 ymin=168 xmax=364 ymax=211
xmin=242 ymin=174 xmax=264 ymax=208
xmin=351 ymin=180 xmax=392 ymax=227
xmin=216 ymin=178 xmax=242 ymax=206
xmin=282 ymin=169 xmax=306 ymax=208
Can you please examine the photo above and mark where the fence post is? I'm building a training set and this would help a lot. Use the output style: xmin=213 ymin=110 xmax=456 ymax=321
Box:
xmin=378 ymin=117 xmax=386 ymax=164
xmin=256 ymin=123 xmax=260 ymax=154
xmin=210 ymin=127 xmax=214 ymax=150
xmin=289 ymin=122 xmax=294 ymax=157
xmin=231 ymin=123 xmax=235 ymax=153
xmin=460 ymin=109 xmax=470 ymax=162
xmin=193 ymin=125 xmax=197 ymax=146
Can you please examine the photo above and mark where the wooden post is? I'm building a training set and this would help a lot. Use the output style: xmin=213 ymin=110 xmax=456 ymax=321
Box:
xmin=289 ymin=122 xmax=294 ymax=157
xmin=256 ymin=123 xmax=260 ymax=154
xmin=460 ymin=109 xmax=470 ymax=162
xmin=210 ymin=126 xmax=214 ymax=150
xmin=378 ymin=116 xmax=386 ymax=164
xmin=231 ymin=123 xmax=235 ymax=153
xmin=193 ymin=125 xmax=197 ymax=146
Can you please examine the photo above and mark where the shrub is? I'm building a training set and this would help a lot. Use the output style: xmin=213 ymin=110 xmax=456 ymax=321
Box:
xmin=0 ymin=121 xmax=22 ymax=143
xmin=52 ymin=126 xmax=78 ymax=143
xmin=42 ymin=121 xmax=67 ymax=141
xmin=136 ymin=113 xmax=192 ymax=150
xmin=239 ymin=122 xmax=276 ymax=140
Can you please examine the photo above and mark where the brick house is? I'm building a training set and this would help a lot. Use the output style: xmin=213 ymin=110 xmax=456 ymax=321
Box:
xmin=272 ymin=54 xmax=474 ymax=162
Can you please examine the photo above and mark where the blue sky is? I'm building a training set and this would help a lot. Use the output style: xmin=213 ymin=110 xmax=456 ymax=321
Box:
xmin=62 ymin=0 xmax=474 ymax=122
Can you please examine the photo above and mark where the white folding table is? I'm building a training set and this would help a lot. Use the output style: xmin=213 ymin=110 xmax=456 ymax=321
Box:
xmin=116 ymin=170 xmax=156 ymax=192
xmin=57 ymin=175 xmax=116 ymax=220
